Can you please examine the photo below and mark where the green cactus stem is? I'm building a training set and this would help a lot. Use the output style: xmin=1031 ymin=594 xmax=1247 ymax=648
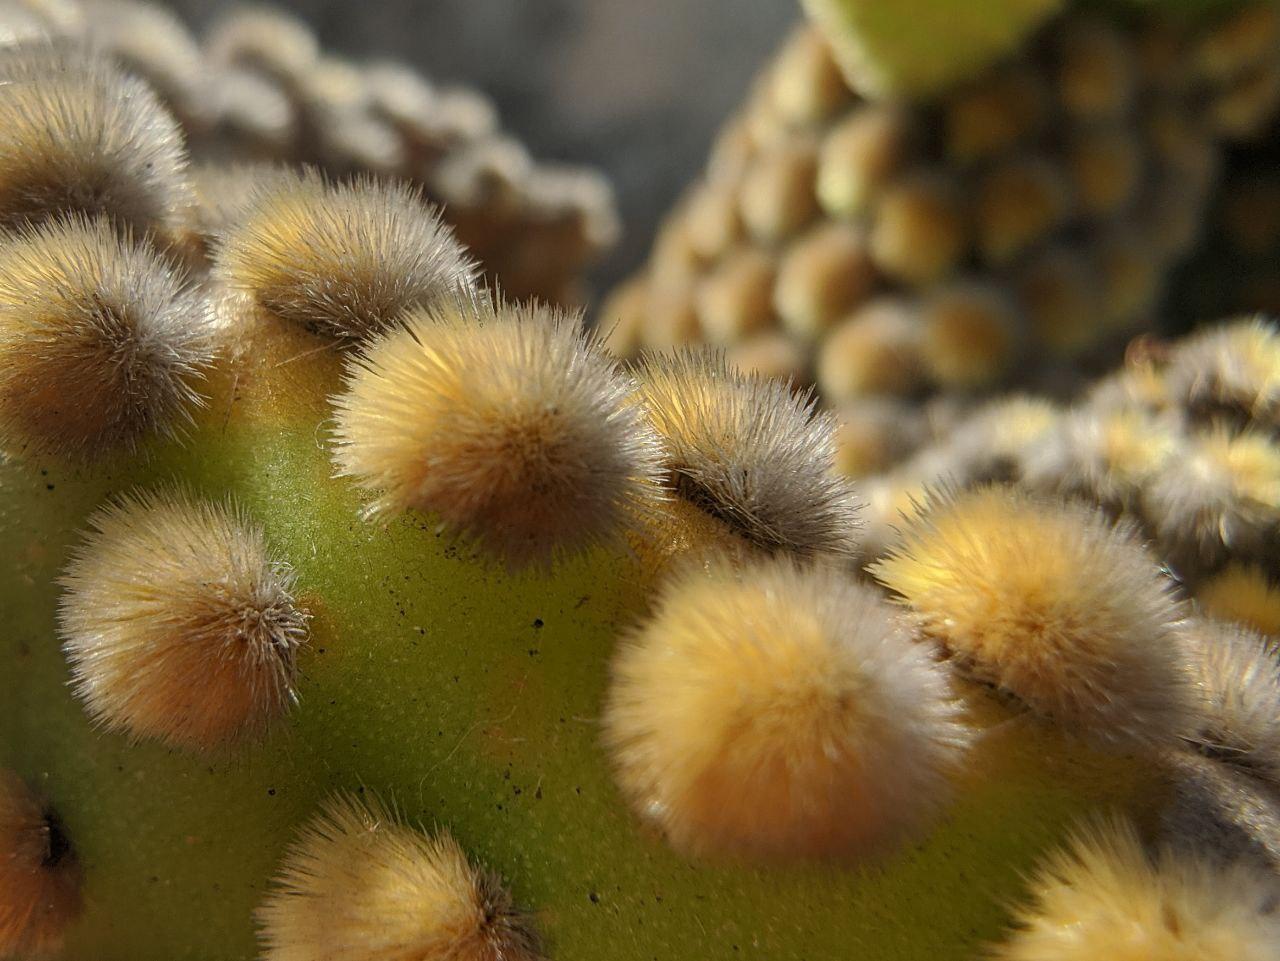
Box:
xmin=800 ymin=0 xmax=1065 ymax=99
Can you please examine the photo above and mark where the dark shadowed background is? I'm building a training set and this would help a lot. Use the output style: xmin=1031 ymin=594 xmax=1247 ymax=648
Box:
xmin=161 ymin=0 xmax=800 ymax=294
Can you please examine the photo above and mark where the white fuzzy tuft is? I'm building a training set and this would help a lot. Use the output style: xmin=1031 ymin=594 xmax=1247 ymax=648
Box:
xmin=634 ymin=349 xmax=861 ymax=557
xmin=58 ymin=488 xmax=309 ymax=753
xmin=1022 ymin=405 xmax=1181 ymax=513
xmin=0 ymin=43 xmax=191 ymax=236
xmin=1185 ymin=616 xmax=1280 ymax=785
xmin=1144 ymin=426 xmax=1280 ymax=573
xmin=0 ymin=215 xmax=215 ymax=460
xmin=213 ymin=169 xmax=477 ymax=342
xmin=331 ymin=295 xmax=664 ymax=569
xmin=1168 ymin=317 xmax=1280 ymax=431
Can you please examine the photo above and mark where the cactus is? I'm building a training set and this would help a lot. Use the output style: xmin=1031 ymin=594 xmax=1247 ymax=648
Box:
xmin=0 ymin=211 xmax=1174 ymax=957
xmin=854 ymin=317 xmax=1280 ymax=610
xmin=2 ymin=3 xmax=1280 ymax=961
xmin=0 ymin=0 xmax=619 ymax=306
xmin=604 ymin=3 xmax=1280 ymax=409
xmin=800 ymin=0 xmax=1064 ymax=99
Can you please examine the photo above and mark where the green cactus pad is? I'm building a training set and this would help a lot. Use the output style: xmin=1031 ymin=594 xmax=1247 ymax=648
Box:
xmin=0 ymin=321 xmax=1165 ymax=961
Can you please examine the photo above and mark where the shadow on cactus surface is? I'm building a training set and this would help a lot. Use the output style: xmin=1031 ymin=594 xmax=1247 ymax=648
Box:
xmin=1 ymin=1 xmax=1280 ymax=961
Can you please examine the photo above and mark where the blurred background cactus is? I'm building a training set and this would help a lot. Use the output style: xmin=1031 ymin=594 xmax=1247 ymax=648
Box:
xmin=2 ymin=1 xmax=1280 ymax=960
xmin=608 ymin=3 xmax=1280 ymax=397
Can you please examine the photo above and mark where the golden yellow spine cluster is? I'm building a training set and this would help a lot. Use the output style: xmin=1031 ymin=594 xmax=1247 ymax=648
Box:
xmin=212 ymin=168 xmax=476 ymax=342
xmin=332 ymin=295 xmax=665 ymax=569
xmin=871 ymin=485 xmax=1193 ymax=746
xmin=0 ymin=215 xmax=214 ymax=460
xmin=603 ymin=557 xmax=970 ymax=860
xmin=991 ymin=817 xmax=1280 ymax=961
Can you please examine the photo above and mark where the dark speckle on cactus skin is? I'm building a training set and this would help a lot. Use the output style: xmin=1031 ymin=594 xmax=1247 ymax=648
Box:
xmin=40 ymin=807 xmax=72 ymax=870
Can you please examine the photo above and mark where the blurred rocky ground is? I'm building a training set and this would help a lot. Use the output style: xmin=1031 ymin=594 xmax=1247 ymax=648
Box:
xmin=160 ymin=0 xmax=798 ymax=298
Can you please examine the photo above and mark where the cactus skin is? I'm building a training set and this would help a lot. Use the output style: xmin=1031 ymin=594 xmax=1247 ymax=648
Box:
xmin=0 ymin=314 xmax=1166 ymax=961
xmin=804 ymin=0 xmax=1264 ymax=99
xmin=802 ymin=0 xmax=1064 ymax=99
